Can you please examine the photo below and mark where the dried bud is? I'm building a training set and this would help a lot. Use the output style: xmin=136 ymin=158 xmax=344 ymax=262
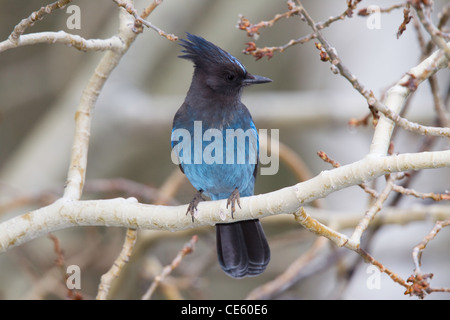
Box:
xmin=244 ymin=42 xmax=257 ymax=53
xmin=357 ymin=8 xmax=369 ymax=16
xmin=315 ymin=42 xmax=330 ymax=62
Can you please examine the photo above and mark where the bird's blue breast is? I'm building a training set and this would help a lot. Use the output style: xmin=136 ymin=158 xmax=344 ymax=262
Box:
xmin=172 ymin=104 xmax=259 ymax=200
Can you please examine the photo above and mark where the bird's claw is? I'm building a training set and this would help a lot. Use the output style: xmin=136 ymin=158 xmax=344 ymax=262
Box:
xmin=226 ymin=188 xmax=241 ymax=219
xmin=186 ymin=190 xmax=204 ymax=222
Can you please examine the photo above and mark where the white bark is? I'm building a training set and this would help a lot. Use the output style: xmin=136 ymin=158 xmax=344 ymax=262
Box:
xmin=1 ymin=149 xmax=448 ymax=253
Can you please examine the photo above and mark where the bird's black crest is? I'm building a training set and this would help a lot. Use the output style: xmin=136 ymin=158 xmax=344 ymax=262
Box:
xmin=179 ymin=33 xmax=247 ymax=73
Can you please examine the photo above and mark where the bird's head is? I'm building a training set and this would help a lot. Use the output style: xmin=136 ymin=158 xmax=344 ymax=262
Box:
xmin=179 ymin=33 xmax=271 ymax=95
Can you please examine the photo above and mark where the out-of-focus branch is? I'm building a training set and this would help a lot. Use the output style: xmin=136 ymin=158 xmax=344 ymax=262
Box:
xmin=240 ymin=0 xmax=363 ymax=60
xmin=62 ymin=4 xmax=136 ymax=200
xmin=96 ymin=228 xmax=137 ymax=300
xmin=296 ymin=1 xmax=450 ymax=151
xmin=95 ymin=168 xmax=185 ymax=300
xmin=141 ymin=235 xmax=198 ymax=300
xmin=8 ymin=0 xmax=73 ymax=43
xmin=237 ymin=1 xmax=301 ymax=39
xmin=113 ymin=0 xmax=178 ymax=40
xmin=350 ymin=174 xmax=403 ymax=245
xmin=392 ymin=185 xmax=450 ymax=201
xmin=246 ymin=236 xmax=328 ymax=300
xmin=412 ymin=1 xmax=450 ymax=60
xmin=358 ymin=3 xmax=406 ymax=16
xmin=407 ymin=218 xmax=450 ymax=299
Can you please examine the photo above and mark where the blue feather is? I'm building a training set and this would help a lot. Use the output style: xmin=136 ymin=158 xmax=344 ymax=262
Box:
xmin=171 ymin=34 xmax=271 ymax=278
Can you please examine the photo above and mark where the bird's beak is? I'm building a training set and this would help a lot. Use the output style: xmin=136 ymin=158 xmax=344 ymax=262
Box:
xmin=243 ymin=73 xmax=272 ymax=86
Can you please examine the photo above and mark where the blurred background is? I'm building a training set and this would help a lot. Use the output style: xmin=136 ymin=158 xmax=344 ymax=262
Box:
xmin=0 ymin=0 xmax=449 ymax=299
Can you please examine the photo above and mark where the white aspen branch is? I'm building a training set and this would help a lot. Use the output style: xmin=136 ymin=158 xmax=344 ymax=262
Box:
xmin=0 ymin=31 xmax=124 ymax=53
xmin=369 ymin=44 xmax=450 ymax=155
xmin=1 ymin=149 xmax=449 ymax=253
xmin=309 ymin=204 xmax=450 ymax=232
xmin=62 ymin=3 xmax=136 ymax=200
xmin=8 ymin=0 xmax=73 ymax=43
xmin=96 ymin=228 xmax=137 ymax=300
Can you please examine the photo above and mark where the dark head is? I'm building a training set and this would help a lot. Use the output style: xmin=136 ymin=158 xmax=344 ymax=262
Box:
xmin=179 ymin=33 xmax=271 ymax=96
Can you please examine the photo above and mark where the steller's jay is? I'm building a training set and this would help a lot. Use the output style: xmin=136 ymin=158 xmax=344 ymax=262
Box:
xmin=171 ymin=33 xmax=271 ymax=278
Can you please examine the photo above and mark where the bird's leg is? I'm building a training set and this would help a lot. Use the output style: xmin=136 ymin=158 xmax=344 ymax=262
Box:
xmin=186 ymin=190 xmax=205 ymax=222
xmin=226 ymin=188 xmax=241 ymax=219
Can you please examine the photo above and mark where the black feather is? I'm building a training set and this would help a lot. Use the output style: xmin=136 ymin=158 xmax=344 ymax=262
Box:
xmin=216 ymin=220 xmax=270 ymax=278
xmin=179 ymin=33 xmax=247 ymax=74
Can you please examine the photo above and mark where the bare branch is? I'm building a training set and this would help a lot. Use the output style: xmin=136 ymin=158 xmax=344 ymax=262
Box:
xmin=407 ymin=218 xmax=450 ymax=298
xmin=358 ymin=3 xmax=406 ymax=16
xmin=112 ymin=0 xmax=178 ymax=41
xmin=0 ymin=31 xmax=124 ymax=53
xmin=392 ymin=185 xmax=450 ymax=201
xmin=96 ymin=228 xmax=138 ymax=300
xmin=413 ymin=1 xmax=450 ymax=60
xmin=350 ymin=174 xmax=404 ymax=246
xmin=241 ymin=0 xmax=363 ymax=60
xmin=141 ymin=235 xmax=198 ymax=300
xmin=8 ymin=0 xmax=73 ymax=43
xmin=1 ymin=149 xmax=449 ymax=254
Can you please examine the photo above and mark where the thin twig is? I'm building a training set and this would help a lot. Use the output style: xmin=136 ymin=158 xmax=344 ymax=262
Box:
xmin=241 ymin=0 xmax=363 ymax=60
xmin=237 ymin=0 xmax=301 ymax=39
xmin=407 ymin=218 xmax=450 ymax=299
xmin=113 ymin=0 xmax=177 ymax=40
xmin=413 ymin=2 xmax=450 ymax=60
xmin=246 ymin=237 xmax=328 ymax=300
xmin=96 ymin=228 xmax=138 ymax=300
xmin=392 ymin=185 xmax=450 ymax=201
xmin=356 ymin=247 xmax=409 ymax=290
xmin=48 ymin=233 xmax=83 ymax=299
xmin=397 ymin=4 xmax=413 ymax=39
xmin=141 ymin=235 xmax=198 ymax=300
xmin=8 ymin=0 xmax=73 ymax=43
xmin=412 ymin=218 xmax=450 ymax=276
xmin=350 ymin=174 xmax=404 ymax=245
xmin=358 ymin=3 xmax=406 ymax=16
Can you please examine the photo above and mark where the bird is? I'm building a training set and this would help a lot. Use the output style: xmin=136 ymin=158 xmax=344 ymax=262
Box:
xmin=171 ymin=33 xmax=272 ymax=278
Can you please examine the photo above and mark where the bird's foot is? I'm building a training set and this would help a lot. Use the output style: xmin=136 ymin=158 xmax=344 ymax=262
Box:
xmin=226 ymin=188 xmax=241 ymax=219
xmin=186 ymin=190 xmax=205 ymax=222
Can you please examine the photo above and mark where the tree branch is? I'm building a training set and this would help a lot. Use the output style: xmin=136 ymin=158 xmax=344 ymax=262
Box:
xmin=1 ymin=149 xmax=448 ymax=253
xmin=0 ymin=31 xmax=124 ymax=53
xmin=63 ymin=2 xmax=137 ymax=200
xmin=8 ymin=0 xmax=73 ymax=43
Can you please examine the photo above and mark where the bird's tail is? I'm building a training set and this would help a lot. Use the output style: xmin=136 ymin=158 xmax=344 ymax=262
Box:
xmin=216 ymin=219 xmax=270 ymax=278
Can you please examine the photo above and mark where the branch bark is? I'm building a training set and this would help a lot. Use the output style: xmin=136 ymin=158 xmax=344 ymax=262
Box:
xmin=1 ymin=149 xmax=448 ymax=253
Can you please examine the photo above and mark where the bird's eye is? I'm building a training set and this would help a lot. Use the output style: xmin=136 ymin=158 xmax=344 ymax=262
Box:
xmin=227 ymin=74 xmax=235 ymax=81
